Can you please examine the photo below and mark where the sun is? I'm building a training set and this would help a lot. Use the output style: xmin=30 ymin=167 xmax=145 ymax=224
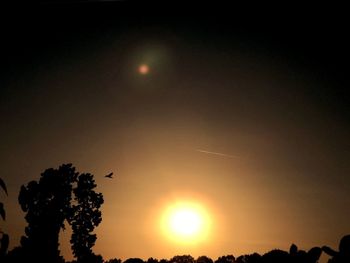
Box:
xmin=161 ymin=201 xmax=211 ymax=245
xmin=169 ymin=208 xmax=201 ymax=236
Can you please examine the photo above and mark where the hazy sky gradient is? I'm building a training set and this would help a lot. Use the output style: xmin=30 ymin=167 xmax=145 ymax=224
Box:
xmin=1 ymin=4 xmax=349 ymax=262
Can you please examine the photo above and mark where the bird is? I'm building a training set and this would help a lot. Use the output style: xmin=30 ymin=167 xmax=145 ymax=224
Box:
xmin=105 ymin=172 xmax=114 ymax=179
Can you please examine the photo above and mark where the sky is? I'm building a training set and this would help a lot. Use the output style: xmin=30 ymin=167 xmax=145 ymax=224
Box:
xmin=1 ymin=3 xmax=349 ymax=262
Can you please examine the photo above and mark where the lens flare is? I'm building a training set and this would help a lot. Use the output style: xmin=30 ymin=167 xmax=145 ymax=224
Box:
xmin=138 ymin=64 xmax=149 ymax=75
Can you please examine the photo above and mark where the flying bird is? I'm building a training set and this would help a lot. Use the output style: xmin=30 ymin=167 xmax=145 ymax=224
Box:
xmin=105 ymin=172 xmax=114 ymax=179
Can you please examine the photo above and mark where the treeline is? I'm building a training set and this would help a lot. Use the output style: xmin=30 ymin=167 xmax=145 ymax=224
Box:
xmin=103 ymin=236 xmax=350 ymax=263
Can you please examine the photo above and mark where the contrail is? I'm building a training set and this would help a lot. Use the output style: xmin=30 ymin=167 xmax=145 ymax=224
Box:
xmin=195 ymin=149 xmax=240 ymax=159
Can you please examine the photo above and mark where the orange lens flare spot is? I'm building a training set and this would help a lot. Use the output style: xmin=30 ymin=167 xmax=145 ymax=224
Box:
xmin=138 ymin=64 xmax=150 ymax=75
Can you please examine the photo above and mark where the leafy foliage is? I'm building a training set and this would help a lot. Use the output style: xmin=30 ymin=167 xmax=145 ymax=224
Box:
xmin=0 ymin=178 xmax=7 ymax=196
xmin=16 ymin=164 xmax=103 ymax=263
xmin=69 ymin=173 xmax=103 ymax=263
xmin=0 ymin=203 xmax=5 ymax=221
xmin=105 ymin=258 xmax=122 ymax=263
xmin=170 ymin=255 xmax=195 ymax=263
xmin=215 ymin=255 xmax=236 ymax=263
xmin=18 ymin=164 xmax=77 ymax=263
xmin=0 ymin=234 xmax=9 ymax=256
xmin=197 ymin=256 xmax=213 ymax=263
xmin=0 ymin=177 xmax=9 ymax=259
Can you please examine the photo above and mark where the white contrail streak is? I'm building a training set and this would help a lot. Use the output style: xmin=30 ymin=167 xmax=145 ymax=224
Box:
xmin=195 ymin=149 xmax=239 ymax=159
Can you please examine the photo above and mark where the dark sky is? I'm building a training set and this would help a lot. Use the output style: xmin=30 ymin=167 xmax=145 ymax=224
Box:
xmin=1 ymin=3 xmax=349 ymax=262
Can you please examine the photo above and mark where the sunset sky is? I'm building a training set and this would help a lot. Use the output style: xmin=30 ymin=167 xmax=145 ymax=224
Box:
xmin=1 ymin=3 xmax=349 ymax=263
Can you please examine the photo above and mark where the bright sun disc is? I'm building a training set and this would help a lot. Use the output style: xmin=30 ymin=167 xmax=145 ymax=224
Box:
xmin=170 ymin=208 xmax=201 ymax=236
xmin=161 ymin=201 xmax=211 ymax=245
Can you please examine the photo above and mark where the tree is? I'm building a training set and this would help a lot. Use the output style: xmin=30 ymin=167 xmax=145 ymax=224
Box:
xmin=170 ymin=255 xmax=195 ymax=263
xmin=261 ymin=249 xmax=290 ymax=263
xmin=69 ymin=173 xmax=104 ymax=263
xmin=215 ymin=255 xmax=236 ymax=263
xmin=124 ymin=258 xmax=145 ymax=263
xmin=18 ymin=164 xmax=77 ymax=263
xmin=0 ymin=177 xmax=9 ymax=260
xmin=159 ymin=259 xmax=169 ymax=263
xmin=106 ymin=258 xmax=122 ymax=263
xmin=147 ymin=257 xmax=159 ymax=263
xmin=16 ymin=164 xmax=103 ymax=263
xmin=197 ymin=256 xmax=213 ymax=263
xmin=236 ymin=253 xmax=260 ymax=263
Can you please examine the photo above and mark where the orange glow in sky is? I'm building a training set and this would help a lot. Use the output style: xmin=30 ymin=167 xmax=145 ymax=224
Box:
xmin=138 ymin=64 xmax=150 ymax=75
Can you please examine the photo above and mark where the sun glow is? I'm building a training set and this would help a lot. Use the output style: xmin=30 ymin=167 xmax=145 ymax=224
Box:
xmin=161 ymin=201 xmax=211 ymax=245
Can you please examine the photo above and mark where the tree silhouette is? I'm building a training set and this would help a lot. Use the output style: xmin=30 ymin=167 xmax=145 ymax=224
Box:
xmin=159 ymin=258 xmax=169 ymax=263
xmin=15 ymin=164 xmax=103 ymax=263
xmin=0 ymin=177 xmax=9 ymax=260
xmin=322 ymin=234 xmax=350 ymax=263
xmin=261 ymin=249 xmax=290 ymax=263
xmin=105 ymin=258 xmax=122 ymax=263
xmin=69 ymin=173 xmax=104 ymax=263
xmin=124 ymin=258 xmax=145 ymax=263
xmin=215 ymin=255 xmax=236 ymax=263
xmin=18 ymin=164 xmax=77 ymax=263
xmin=147 ymin=257 xmax=159 ymax=263
xmin=236 ymin=253 xmax=261 ymax=263
xmin=170 ymin=255 xmax=195 ymax=263
xmin=197 ymin=256 xmax=213 ymax=263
